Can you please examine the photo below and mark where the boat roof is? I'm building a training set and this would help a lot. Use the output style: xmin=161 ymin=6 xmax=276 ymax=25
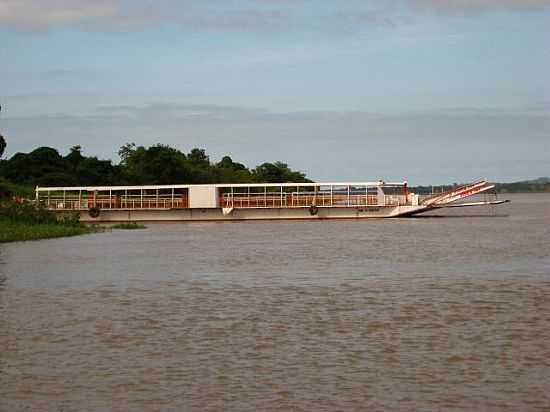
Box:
xmin=36 ymin=181 xmax=408 ymax=192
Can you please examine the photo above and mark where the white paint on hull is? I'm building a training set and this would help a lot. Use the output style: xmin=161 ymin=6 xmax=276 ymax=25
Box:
xmin=62 ymin=205 xmax=428 ymax=223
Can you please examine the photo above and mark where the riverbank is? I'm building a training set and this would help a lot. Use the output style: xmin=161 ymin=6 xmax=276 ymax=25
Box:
xmin=0 ymin=219 xmax=95 ymax=243
xmin=0 ymin=201 xmax=97 ymax=243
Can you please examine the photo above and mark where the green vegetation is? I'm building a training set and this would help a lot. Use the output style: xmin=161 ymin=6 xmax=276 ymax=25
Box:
xmin=0 ymin=201 xmax=95 ymax=243
xmin=0 ymin=138 xmax=309 ymax=242
xmin=111 ymin=222 xmax=146 ymax=229
xmin=0 ymin=143 xmax=311 ymax=187
xmin=0 ymin=221 xmax=94 ymax=243
xmin=3 ymin=135 xmax=545 ymax=193
xmin=0 ymin=177 xmax=34 ymax=199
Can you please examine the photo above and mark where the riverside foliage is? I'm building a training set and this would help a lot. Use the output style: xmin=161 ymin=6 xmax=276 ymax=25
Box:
xmin=0 ymin=200 xmax=94 ymax=243
xmin=0 ymin=142 xmax=311 ymax=242
xmin=0 ymin=142 xmax=310 ymax=242
xmin=0 ymin=143 xmax=311 ymax=188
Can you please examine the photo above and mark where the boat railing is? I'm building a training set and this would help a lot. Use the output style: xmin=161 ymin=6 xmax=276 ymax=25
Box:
xmin=38 ymin=190 xmax=410 ymax=210
xmin=39 ymin=196 xmax=189 ymax=210
xmin=221 ymin=193 xmax=408 ymax=208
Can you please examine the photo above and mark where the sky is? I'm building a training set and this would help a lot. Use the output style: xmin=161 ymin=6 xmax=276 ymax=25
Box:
xmin=0 ymin=0 xmax=548 ymax=184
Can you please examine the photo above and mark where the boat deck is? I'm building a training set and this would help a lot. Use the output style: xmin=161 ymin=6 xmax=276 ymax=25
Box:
xmin=34 ymin=180 xmax=501 ymax=221
xmin=35 ymin=181 xmax=415 ymax=211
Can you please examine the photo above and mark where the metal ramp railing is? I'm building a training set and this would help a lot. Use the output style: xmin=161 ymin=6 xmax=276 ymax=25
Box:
xmin=420 ymin=180 xmax=495 ymax=207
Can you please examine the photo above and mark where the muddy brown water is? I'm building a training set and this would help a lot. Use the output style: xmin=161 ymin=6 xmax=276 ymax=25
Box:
xmin=1 ymin=193 xmax=549 ymax=411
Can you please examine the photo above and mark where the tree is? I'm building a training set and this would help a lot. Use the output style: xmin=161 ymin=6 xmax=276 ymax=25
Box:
xmin=65 ymin=145 xmax=85 ymax=171
xmin=218 ymin=155 xmax=234 ymax=169
xmin=0 ymin=145 xmax=122 ymax=186
xmin=253 ymin=161 xmax=311 ymax=183
xmin=118 ymin=142 xmax=136 ymax=166
xmin=217 ymin=155 xmax=247 ymax=171
xmin=123 ymin=144 xmax=191 ymax=184
xmin=36 ymin=172 xmax=79 ymax=187
xmin=0 ymin=147 xmax=65 ymax=184
xmin=188 ymin=148 xmax=209 ymax=166
xmin=0 ymin=142 xmax=312 ymax=188
xmin=214 ymin=155 xmax=254 ymax=183
xmin=0 ymin=134 xmax=5 ymax=158
xmin=75 ymin=157 xmax=121 ymax=185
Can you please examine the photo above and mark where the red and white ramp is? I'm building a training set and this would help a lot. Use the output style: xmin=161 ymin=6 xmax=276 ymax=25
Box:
xmin=421 ymin=180 xmax=499 ymax=207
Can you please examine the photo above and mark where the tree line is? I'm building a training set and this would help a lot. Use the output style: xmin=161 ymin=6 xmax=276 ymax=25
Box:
xmin=0 ymin=142 xmax=311 ymax=189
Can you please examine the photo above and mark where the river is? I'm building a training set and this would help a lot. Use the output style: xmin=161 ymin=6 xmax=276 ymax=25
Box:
xmin=1 ymin=193 xmax=549 ymax=411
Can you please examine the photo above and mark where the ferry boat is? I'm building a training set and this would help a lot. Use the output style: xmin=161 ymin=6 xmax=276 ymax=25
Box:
xmin=35 ymin=179 xmax=508 ymax=222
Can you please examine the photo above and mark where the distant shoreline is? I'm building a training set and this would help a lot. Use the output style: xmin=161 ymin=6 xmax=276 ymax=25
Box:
xmin=411 ymin=181 xmax=550 ymax=195
xmin=494 ymin=182 xmax=550 ymax=194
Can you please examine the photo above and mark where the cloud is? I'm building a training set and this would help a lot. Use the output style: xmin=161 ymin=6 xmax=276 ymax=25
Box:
xmin=6 ymin=0 xmax=541 ymax=33
xmin=407 ymin=0 xmax=550 ymax=13
xmin=1 ymin=0 xmax=548 ymax=32
xmin=3 ymin=0 xmax=548 ymax=32
xmin=2 ymin=0 xmax=550 ymax=32
xmin=0 ymin=0 xmax=168 ymax=30
xmin=0 ymin=0 xmax=294 ymax=31
xmin=0 ymin=0 xmax=394 ymax=32
xmin=93 ymin=103 xmax=269 ymax=120
xmin=3 ymin=103 xmax=548 ymax=183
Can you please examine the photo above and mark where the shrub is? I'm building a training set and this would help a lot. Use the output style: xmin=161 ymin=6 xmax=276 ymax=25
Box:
xmin=0 ymin=201 xmax=81 ymax=227
xmin=0 ymin=178 xmax=34 ymax=199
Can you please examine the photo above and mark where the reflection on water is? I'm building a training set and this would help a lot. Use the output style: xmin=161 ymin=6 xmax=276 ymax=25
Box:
xmin=1 ymin=193 xmax=549 ymax=411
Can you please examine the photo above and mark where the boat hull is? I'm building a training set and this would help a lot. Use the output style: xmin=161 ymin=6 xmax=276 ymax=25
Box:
xmin=59 ymin=205 xmax=429 ymax=223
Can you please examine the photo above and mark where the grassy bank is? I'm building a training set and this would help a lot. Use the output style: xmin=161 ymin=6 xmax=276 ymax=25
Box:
xmin=0 ymin=220 xmax=94 ymax=242
xmin=0 ymin=201 xmax=96 ymax=243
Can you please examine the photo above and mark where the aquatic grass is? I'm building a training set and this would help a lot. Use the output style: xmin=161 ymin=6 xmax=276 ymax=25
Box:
xmin=0 ymin=219 xmax=95 ymax=243
xmin=111 ymin=222 xmax=146 ymax=229
xmin=0 ymin=200 xmax=97 ymax=243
